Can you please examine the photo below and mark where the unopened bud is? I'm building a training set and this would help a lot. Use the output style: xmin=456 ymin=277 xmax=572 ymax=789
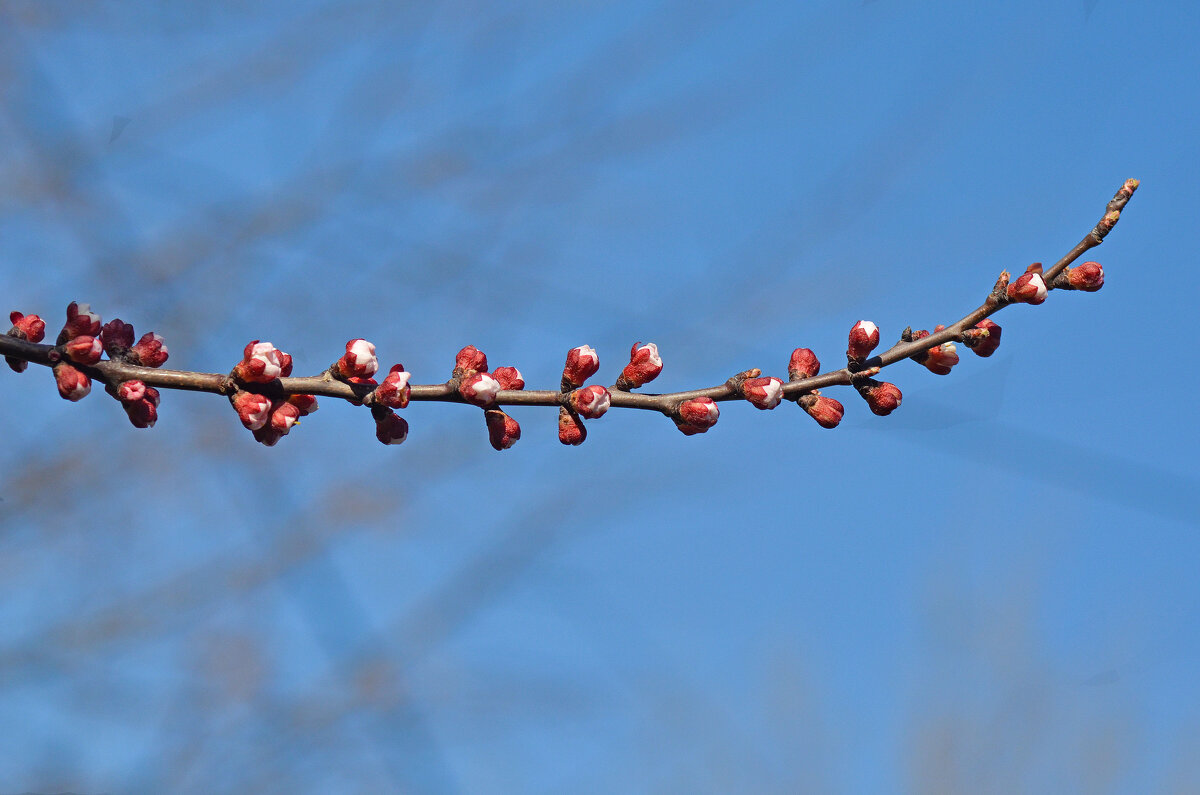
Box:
xmin=459 ymin=372 xmax=501 ymax=407
xmin=485 ymin=409 xmax=521 ymax=450
xmin=569 ymin=385 xmax=611 ymax=419
xmin=617 ymin=342 xmax=662 ymax=389
xmin=847 ymin=320 xmax=880 ymax=361
xmin=233 ymin=341 xmax=289 ymax=383
xmin=492 ymin=366 xmax=525 ymax=391
xmin=1066 ymin=261 xmax=1104 ymax=292
xmin=1007 ymin=272 xmax=1047 ymax=305
xmin=558 ymin=406 xmax=587 ymax=445
xmin=674 ymin=396 xmax=719 ymax=435
xmin=53 ymin=362 xmax=91 ymax=401
xmin=335 ymin=339 xmax=379 ymax=379
xmin=63 ymin=302 xmax=101 ymax=341
xmin=857 ymin=379 xmax=902 ymax=416
xmin=743 ymin=376 xmax=784 ymax=410
xmin=231 ymin=391 xmax=273 ymax=430
xmin=562 ymin=344 xmax=599 ymax=388
xmin=375 ymin=411 xmax=410 ymax=445
xmin=100 ymin=319 xmax=135 ymax=352
xmin=966 ymin=319 xmax=1001 ymax=357
xmin=798 ymin=393 xmax=843 ymax=428
xmin=454 ymin=345 xmax=488 ymax=375
xmin=62 ymin=334 xmax=104 ymax=365
xmin=130 ymin=332 xmax=169 ymax=367
xmin=788 ymin=348 xmax=820 ymax=381
xmin=122 ymin=387 xmax=160 ymax=429
xmin=374 ymin=364 xmax=411 ymax=409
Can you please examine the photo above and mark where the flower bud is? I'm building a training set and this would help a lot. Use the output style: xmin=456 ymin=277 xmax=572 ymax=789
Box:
xmin=492 ymin=366 xmax=525 ymax=391
xmin=269 ymin=400 xmax=302 ymax=433
xmin=558 ymin=406 xmax=587 ymax=445
xmin=62 ymin=334 xmax=104 ymax=365
xmin=122 ymin=387 xmax=160 ymax=429
xmin=374 ymin=365 xmax=411 ymax=409
xmin=288 ymin=393 xmax=319 ymax=416
xmin=922 ymin=341 xmax=959 ymax=375
xmin=1066 ymin=261 xmax=1104 ymax=292
xmin=100 ymin=319 xmax=135 ymax=351
xmin=569 ymin=385 xmax=611 ymax=419
xmin=63 ymin=301 xmax=101 ymax=340
xmin=252 ymin=426 xmax=285 ymax=447
xmin=847 ymin=320 xmax=880 ymax=361
xmin=674 ymin=396 xmax=719 ymax=435
xmin=617 ymin=342 xmax=662 ymax=389
xmin=231 ymin=391 xmax=273 ymax=430
xmin=233 ymin=341 xmax=288 ymax=383
xmin=857 ymin=379 xmax=902 ymax=416
xmin=798 ymin=393 xmax=843 ymax=428
xmin=562 ymin=344 xmax=599 ymax=388
xmin=9 ymin=311 xmax=46 ymax=342
xmin=1007 ymin=272 xmax=1047 ymax=304
xmin=459 ymin=371 xmax=501 ymax=407
xmin=967 ymin=319 xmax=1001 ymax=357
xmin=335 ymin=338 xmax=379 ymax=379
xmin=374 ymin=410 xmax=410 ymax=445
xmin=130 ymin=332 xmax=169 ymax=367
xmin=485 ymin=409 xmax=521 ymax=450
xmin=743 ymin=376 xmax=784 ymax=410
xmin=454 ymin=345 xmax=488 ymax=375
xmin=788 ymin=348 xmax=820 ymax=381
xmin=116 ymin=380 xmax=146 ymax=402
xmin=53 ymin=362 xmax=91 ymax=401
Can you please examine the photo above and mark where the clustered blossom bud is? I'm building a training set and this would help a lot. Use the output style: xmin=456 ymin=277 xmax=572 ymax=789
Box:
xmin=562 ymin=345 xmax=599 ymax=389
xmin=53 ymin=362 xmax=91 ymax=401
xmin=1065 ymin=261 xmax=1104 ymax=292
xmin=558 ymin=406 xmax=587 ymax=445
xmin=857 ymin=379 xmax=902 ymax=416
xmin=459 ymin=371 xmax=501 ymax=407
xmin=798 ymin=392 xmax=843 ymax=428
xmin=485 ymin=409 xmax=521 ymax=450
xmin=919 ymin=325 xmax=959 ymax=375
xmin=131 ymin=332 xmax=169 ymax=367
xmin=374 ymin=364 xmax=412 ymax=409
xmin=115 ymin=381 xmax=160 ymax=428
xmin=847 ymin=320 xmax=880 ymax=362
xmin=231 ymin=391 xmax=273 ymax=430
xmin=1007 ymin=271 xmax=1047 ymax=305
xmin=788 ymin=348 xmax=820 ymax=381
xmin=335 ymin=339 xmax=379 ymax=379
xmin=233 ymin=341 xmax=292 ymax=383
xmin=62 ymin=302 xmax=101 ymax=341
xmin=569 ymin=385 xmax=611 ymax=419
xmin=374 ymin=410 xmax=410 ymax=445
xmin=100 ymin=319 xmax=135 ymax=352
xmin=454 ymin=345 xmax=488 ymax=376
xmin=965 ymin=319 xmax=1002 ymax=357
xmin=62 ymin=335 xmax=104 ymax=365
xmin=7 ymin=312 xmax=47 ymax=373
xmin=491 ymin=366 xmax=525 ymax=391
xmin=674 ymin=396 xmax=719 ymax=436
xmin=616 ymin=342 xmax=662 ymax=390
xmin=743 ymin=376 xmax=784 ymax=410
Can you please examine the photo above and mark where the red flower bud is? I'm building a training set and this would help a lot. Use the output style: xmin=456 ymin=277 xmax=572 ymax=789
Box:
xmin=269 ymin=400 xmax=302 ymax=433
xmin=558 ymin=406 xmax=587 ymax=446
xmin=743 ymin=376 xmax=784 ymax=410
xmin=130 ymin=332 xmax=169 ymax=367
xmin=116 ymin=380 xmax=146 ymax=402
xmin=674 ymin=396 xmax=719 ymax=435
xmin=122 ymin=386 xmax=160 ymax=429
xmin=335 ymin=339 xmax=379 ymax=379
xmin=858 ymin=380 xmax=902 ymax=416
xmin=287 ymin=394 xmax=319 ymax=416
xmin=968 ymin=319 xmax=1001 ymax=357
xmin=100 ymin=319 xmax=135 ymax=351
xmin=485 ymin=409 xmax=521 ymax=450
xmin=252 ymin=426 xmax=285 ymax=447
xmin=798 ymin=393 xmax=843 ymax=428
xmin=788 ymin=348 xmax=820 ymax=381
xmin=1007 ymin=272 xmax=1047 ymax=304
xmin=62 ymin=334 xmax=104 ymax=365
xmin=10 ymin=312 xmax=47 ymax=342
xmin=374 ymin=365 xmax=411 ymax=409
xmin=459 ymin=372 xmax=501 ymax=407
xmin=617 ymin=342 xmax=662 ymax=389
xmin=922 ymin=340 xmax=959 ymax=375
xmin=375 ymin=410 xmax=410 ymax=445
xmin=53 ymin=362 xmax=91 ymax=401
xmin=562 ymin=344 xmax=599 ymax=388
xmin=454 ymin=345 xmax=488 ymax=375
xmin=569 ymin=385 xmax=611 ymax=419
xmin=63 ymin=301 xmax=101 ymax=340
xmin=231 ymin=391 xmax=272 ymax=430
xmin=1066 ymin=261 xmax=1104 ymax=292
xmin=233 ymin=341 xmax=289 ymax=383
xmin=492 ymin=366 xmax=525 ymax=391
xmin=847 ymin=320 xmax=880 ymax=361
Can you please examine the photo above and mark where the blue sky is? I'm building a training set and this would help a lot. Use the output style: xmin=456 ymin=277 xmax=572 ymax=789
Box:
xmin=1 ymin=1 xmax=1198 ymax=792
